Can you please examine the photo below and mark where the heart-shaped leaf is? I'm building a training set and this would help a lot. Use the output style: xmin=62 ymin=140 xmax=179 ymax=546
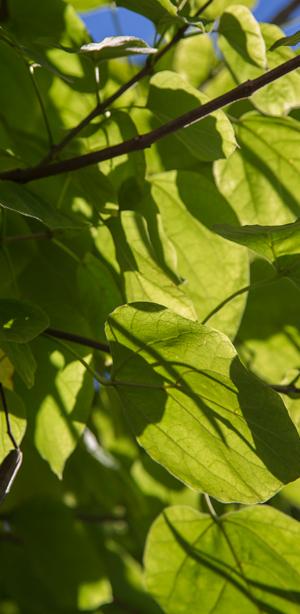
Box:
xmin=106 ymin=303 xmax=300 ymax=503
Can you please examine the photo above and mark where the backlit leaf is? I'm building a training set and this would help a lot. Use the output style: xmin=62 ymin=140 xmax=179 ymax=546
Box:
xmin=106 ymin=303 xmax=300 ymax=503
xmin=145 ymin=505 xmax=300 ymax=613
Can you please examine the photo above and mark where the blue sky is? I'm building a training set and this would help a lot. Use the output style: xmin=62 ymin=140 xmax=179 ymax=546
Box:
xmin=81 ymin=1 xmax=300 ymax=44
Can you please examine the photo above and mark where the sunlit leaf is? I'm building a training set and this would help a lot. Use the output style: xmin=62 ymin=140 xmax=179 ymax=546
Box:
xmin=106 ymin=303 xmax=300 ymax=503
xmin=79 ymin=36 xmax=157 ymax=62
xmin=219 ymin=5 xmax=267 ymax=77
xmin=148 ymin=171 xmax=249 ymax=338
xmin=145 ymin=505 xmax=300 ymax=613
xmin=148 ymin=71 xmax=237 ymax=161
xmin=215 ymin=113 xmax=300 ymax=225
xmin=215 ymin=219 xmax=300 ymax=288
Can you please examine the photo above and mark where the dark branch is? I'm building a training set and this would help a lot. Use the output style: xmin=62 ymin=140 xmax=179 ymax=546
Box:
xmin=40 ymin=0 xmax=215 ymax=163
xmin=0 ymin=0 xmax=9 ymax=21
xmin=0 ymin=383 xmax=19 ymax=450
xmin=44 ymin=327 xmax=110 ymax=354
xmin=272 ymin=0 xmax=300 ymax=25
xmin=271 ymin=383 xmax=300 ymax=397
xmin=2 ymin=54 xmax=300 ymax=184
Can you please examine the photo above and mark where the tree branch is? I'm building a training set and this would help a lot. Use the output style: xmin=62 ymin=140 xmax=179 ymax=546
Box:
xmin=40 ymin=0 xmax=215 ymax=164
xmin=272 ymin=0 xmax=300 ymax=25
xmin=0 ymin=383 xmax=19 ymax=449
xmin=0 ymin=0 xmax=9 ymax=22
xmin=2 ymin=54 xmax=300 ymax=184
xmin=45 ymin=327 xmax=110 ymax=354
xmin=271 ymin=382 xmax=300 ymax=396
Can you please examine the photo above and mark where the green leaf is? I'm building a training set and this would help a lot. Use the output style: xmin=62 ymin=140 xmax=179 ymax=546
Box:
xmin=115 ymin=0 xmax=180 ymax=25
xmin=237 ymin=260 xmax=300 ymax=384
xmin=191 ymin=0 xmax=255 ymax=19
xmin=253 ymin=24 xmax=300 ymax=116
xmin=214 ymin=113 xmax=300 ymax=225
xmin=108 ymin=211 xmax=197 ymax=320
xmin=11 ymin=498 xmax=112 ymax=610
xmin=172 ymin=33 xmax=217 ymax=89
xmin=145 ymin=505 xmax=300 ymax=613
xmin=0 ymin=388 xmax=26 ymax=462
xmin=106 ymin=303 xmax=300 ymax=503
xmin=148 ymin=171 xmax=249 ymax=338
xmin=148 ymin=71 xmax=237 ymax=162
xmin=219 ymin=16 xmax=300 ymax=116
xmin=77 ymin=252 xmax=123 ymax=341
xmin=69 ymin=0 xmax=110 ymax=9
xmin=0 ymin=181 xmax=86 ymax=230
xmin=219 ymin=5 xmax=267 ymax=78
xmin=27 ymin=340 xmax=94 ymax=477
xmin=0 ymin=341 xmax=36 ymax=388
xmin=0 ymin=347 xmax=14 ymax=389
xmin=215 ymin=219 xmax=300 ymax=288
xmin=78 ymin=36 xmax=157 ymax=62
xmin=0 ymin=299 xmax=49 ymax=344
xmin=270 ymin=30 xmax=300 ymax=51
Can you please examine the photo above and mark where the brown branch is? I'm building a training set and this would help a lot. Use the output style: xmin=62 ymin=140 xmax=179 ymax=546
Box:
xmin=271 ymin=383 xmax=300 ymax=396
xmin=40 ymin=0 xmax=215 ymax=164
xmin=0 ymin=0 xmax=9 ymax=21
xmin=45 ymin=327 xmax=110 ymax=354
xmin=2 ymin=54 xmax=300 ymax=184
xmin=0 ymin=383 xmax=19 ymax=449
xmin=272 ymin=0 xmax=300 ymax=25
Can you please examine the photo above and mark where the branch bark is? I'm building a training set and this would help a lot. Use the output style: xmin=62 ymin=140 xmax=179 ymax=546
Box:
xmin=2 ymin=54 xmax=300 ymax=184
xmin=272 ymin=0 xmax=300 ymax=25
xmin=44 ymin=327 xmax=110 ymax=353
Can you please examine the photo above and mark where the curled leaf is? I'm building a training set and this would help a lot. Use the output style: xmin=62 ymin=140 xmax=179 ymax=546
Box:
xmin=79 ymin=36 xmax=157 ymax=62
xmin=270 ymin=30 xmax=300 ymax=51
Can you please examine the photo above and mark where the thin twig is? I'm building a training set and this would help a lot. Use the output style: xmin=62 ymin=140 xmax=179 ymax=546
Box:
xmin=272 ymin=0 xmax=300 ymax=25
xmin=203 ymin=493 xmax=218 ymax=519
xmin=45 ymin=327 xmax=110 ymax=353
xmin=43 ymin=333 xmax=107 ymax=386
xmin=271 ymin=383 xmax=300 ymax=396
xmin=0 ymin=383 xmax=18 ymax=450
xmin=2 ymin=54 xmax=300 ymax=184
xmin=3 ymin=230 xmax=54 ymax=244
xmin=271 ymin=371 xmax=300 ymax=397
xmin=28 ymin=64 xmax=53 ymax=147
xmin=40 ymin=0 xmax=215 ymax=164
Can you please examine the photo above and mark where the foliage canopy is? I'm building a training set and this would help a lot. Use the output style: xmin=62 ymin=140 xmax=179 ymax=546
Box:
xmin=1 ymin=0 xmax=300 ymax=612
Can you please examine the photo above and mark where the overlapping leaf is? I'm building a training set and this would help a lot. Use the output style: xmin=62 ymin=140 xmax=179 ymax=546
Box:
xmin=115 ymin=0 xmax=180 ymax=25
xmin=106 ymin=303 xmax=300 ymax=503
xmin=0 ymin=181 xmax=86 ymax=229
xmin=148 ymin=171 xmax=249 ymax=338
xmin=219 ymin=11 xmax=300 ymax=116
xmin=145 ymin=505 xmax=300 ymax=613
xmin=219 ymin=5 xmax=267 ymax=79
xmin=215 ymin=113 xmax=300 ymax=225
xmin=22 ymin=339 xmax=94 ymax=477
xmin=254 ymin=24 xmax=300 ymax=116
xmin=148 ymin=71 xmax=237 ymax=162
xmin=107 ymin=211 xmax=197 ymax=320
xmin=215 ymin=219 xmax=300 ymax=288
